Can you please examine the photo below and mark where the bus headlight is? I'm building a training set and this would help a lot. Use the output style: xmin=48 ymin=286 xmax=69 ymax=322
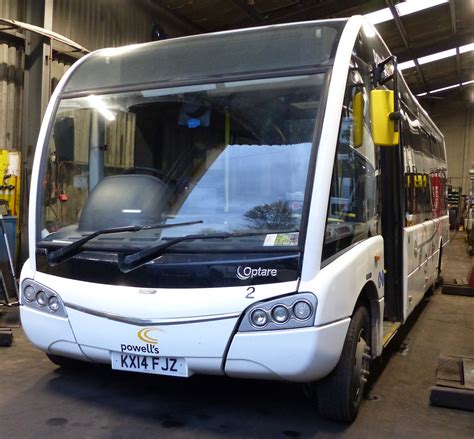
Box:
xmin=36 ymin=291 xmax=48 ymax=306
xmin=48 ymin=296 xmax=61 ymax=312
xmin=20 ymin=279 xmax=67 ymax=318
xmin=293 ymin=300 xmax=312 ymax=320
xmin=250 ymin=309 xmax=268 ymax=327
xmin=271 ymin=305 xmax=289 ymax=323
xmin=239 ymin=292 xmax=317 ymax=332
xmin=23 ymin=285 xmax=36 ymax=302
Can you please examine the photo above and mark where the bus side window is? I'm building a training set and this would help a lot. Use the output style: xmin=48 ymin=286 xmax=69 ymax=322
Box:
xmin=404 ymin=118 xmax=437 ymax=222
xmin=322 ymin=60 xmax=379 ymax=261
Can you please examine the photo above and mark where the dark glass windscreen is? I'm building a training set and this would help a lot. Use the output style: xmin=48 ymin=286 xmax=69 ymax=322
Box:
xmin=64 ymin=22 xmax=343 ymax=93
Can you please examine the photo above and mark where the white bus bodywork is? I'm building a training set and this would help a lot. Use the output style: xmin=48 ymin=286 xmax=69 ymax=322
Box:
xmin=20 ymin=16 xmax=448 ymax=421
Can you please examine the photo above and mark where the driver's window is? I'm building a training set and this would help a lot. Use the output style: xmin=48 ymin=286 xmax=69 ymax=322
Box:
xmin=322 ymin=59 xmax=379 ymax=262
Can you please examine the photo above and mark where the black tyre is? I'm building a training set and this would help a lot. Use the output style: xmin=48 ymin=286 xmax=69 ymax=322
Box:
xmin=46 ymin=353 xmax=85 ymax=369
xmin=437 ymin=243 xmax=443 ymax=279
xmin=317 ymin=306 xmax=371 ymax=422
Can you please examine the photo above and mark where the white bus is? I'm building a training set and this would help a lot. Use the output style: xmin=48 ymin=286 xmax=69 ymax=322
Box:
xmin=20 ymin=16 xmax=448 ymax=422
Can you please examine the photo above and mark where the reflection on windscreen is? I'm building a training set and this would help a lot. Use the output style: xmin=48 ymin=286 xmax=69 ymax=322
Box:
xmin=170 ymin=143 xmax=311 ymax=235
xmin=41 ymin=74 xmax=325 ymax=249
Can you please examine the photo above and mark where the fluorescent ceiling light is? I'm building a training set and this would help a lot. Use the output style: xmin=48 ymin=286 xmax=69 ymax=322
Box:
xmin=365 ymin=0 xmax=449 ymax=25
xmin=87 ymin=95 xmax=115 ymax=121
xmin=418 ymin=48 xmax=456 ymax=64
xmin=460 ymin=43 xmax=474 ymax=54
xmin=365 ymin=8 xmax=393 ymax=25
xmin=399 ymin=44 xmax=474 ymax=71
xmin=417 ymin=80 xmax=474 ymax=96
xmin=422 ymin=83 xmax=459 ymax=95
xmin=398 ymin=60 xmax=416 ymax=70
xmin=396 ymin=0 xmax=449 ymax=17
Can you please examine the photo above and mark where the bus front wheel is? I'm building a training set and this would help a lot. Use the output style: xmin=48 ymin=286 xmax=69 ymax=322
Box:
xmin=316 ymin=306 xmax=371 ymax=422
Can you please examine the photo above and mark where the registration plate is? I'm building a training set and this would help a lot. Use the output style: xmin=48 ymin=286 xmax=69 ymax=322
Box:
xmin=111 ymin=352 xmax=188 ymax=377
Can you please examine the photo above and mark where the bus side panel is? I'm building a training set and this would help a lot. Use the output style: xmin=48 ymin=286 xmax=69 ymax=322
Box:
xmin=300 ymin=235 xmax=385 ymax=356
xmin=440 ymin=215 xmax=450 ymax=248
xmin=403 ymin=223 xmax=428 ymax=318
xmin=403 ymin=215 xmax=448 ymax=319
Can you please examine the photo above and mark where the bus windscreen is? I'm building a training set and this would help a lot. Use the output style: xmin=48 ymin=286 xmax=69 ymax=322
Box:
xmin=40 ymin=73 xmax=327 ymax=253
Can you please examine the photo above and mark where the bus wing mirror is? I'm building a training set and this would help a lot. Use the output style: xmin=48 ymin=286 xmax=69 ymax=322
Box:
xmin=353 ymin=91 xmax=363 ymax=148
xmin=371 ymin=55 xmax=402 ymax=147
xmin=370 ymin=89 xmax=399 ymax=147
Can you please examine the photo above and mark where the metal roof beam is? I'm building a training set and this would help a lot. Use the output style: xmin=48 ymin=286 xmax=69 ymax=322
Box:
xmin=0 ymin=28 xmax=82 ymax=62
xmin=228 ymin=0 xmax=265 ymax=24
xmin=143 ymin=0 xmax=206 ymax=35
xmin=450 ymin=0 xmax=462 ymax=82
xmin=0 ymin=18 xmax=88 ymax=53
xmin=409 ymin=72 xmax=473 ymax=96
xmin=396 ymin=33 xmax=473 ymax=63
xmin=386 ymin=0 xmax=430 ymax=94
xmin=450 ymin=0 xmax=458 ymax=34
xmin=223 ymin=0 xmax=386 ymax=29
xmin=267 ymin=0 xmax=386 ymax=23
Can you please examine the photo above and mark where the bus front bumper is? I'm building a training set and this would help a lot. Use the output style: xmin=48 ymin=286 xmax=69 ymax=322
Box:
xmin=225 ymin=319 xmax=350 ymax=382
xmin=21 ymin=305 xmax=349 ymax=382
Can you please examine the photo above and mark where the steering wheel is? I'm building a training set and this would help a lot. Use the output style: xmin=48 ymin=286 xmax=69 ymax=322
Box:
xmin=122 ymin=166 xmax=168 ymax=180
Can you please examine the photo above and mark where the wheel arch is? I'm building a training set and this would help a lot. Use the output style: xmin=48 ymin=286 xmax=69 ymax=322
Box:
xmin=352 ymin=281 xmax=382 ymax=357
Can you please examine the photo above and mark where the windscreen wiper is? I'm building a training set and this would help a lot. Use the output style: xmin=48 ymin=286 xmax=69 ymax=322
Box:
xmin=47 ymin=220 xmax=203 ymax=265
xmin=117 ymin=229 xmax=299 ymax=273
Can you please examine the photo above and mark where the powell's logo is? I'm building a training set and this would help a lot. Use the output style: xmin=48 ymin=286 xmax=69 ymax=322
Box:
xmin=236 ymin=266 xmax=278 ymax=280
xmin=137 ymin=328 xmax=159 ymax=344
xmin=120 ymin=328 xmax=161 ymax=354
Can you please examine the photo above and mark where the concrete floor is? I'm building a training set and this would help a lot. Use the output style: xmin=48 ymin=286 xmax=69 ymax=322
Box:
xmin=0 ymin=233 xmax=473 ymax=438
xmin=442 ymin=230 xmax=473 ymax=283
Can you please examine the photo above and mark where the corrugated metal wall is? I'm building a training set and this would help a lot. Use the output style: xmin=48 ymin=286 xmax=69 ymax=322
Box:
xmin=70 ymin=109 xmax=135 ymax=168
xmin=0 ymin=43 xmax=23 ymax=151
xmin=51 ymin=58 xmax=70 ymax=93
xmin=0 ymin=43 xmax=70 ymax=151
xmin=53 ymin=0 xmax=151 ymax=51
xmin=0 ymin=0 xmax=71 ymax=151
xmin=0 ymin=0 xmax=194 ymax=155
xmin=1 ymin=0 xmax=194 ymax=52
xmin=52 ymin=0 xmax=192 ymax=51
xmin=0 ymin=0 xmax=26 ymax=21
xmin=0 ymin=0 xmax=25 ymax=151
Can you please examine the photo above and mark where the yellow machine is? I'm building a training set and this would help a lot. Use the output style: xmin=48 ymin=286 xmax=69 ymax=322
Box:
xmin=0 ymin=150 xmax=21 ymax=220
xmin=0 ymin=150 xmax=21 ymax=271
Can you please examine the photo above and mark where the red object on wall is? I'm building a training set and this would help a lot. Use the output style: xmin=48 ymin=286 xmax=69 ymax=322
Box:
xmin=469 ymin=267 xmax=474 ymax=287
xmin=431 ymin=175 xmax=442 ymax=217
